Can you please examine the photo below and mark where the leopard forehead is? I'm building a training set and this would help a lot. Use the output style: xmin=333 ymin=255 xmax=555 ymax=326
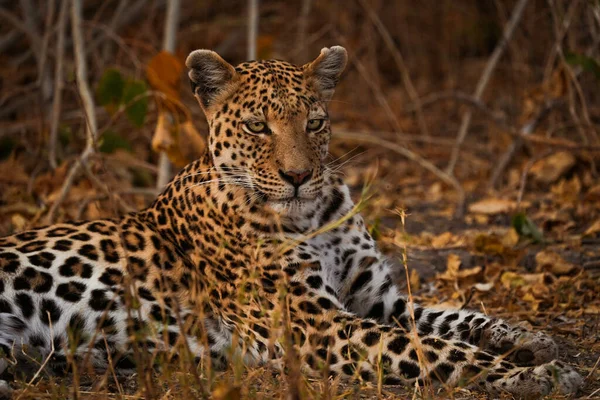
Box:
xmin=230 ymin=59 xmax=321 ymax=117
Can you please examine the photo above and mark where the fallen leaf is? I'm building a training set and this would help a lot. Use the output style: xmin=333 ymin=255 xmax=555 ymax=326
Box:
xmin=431 ymin=232 xmax=454 ymax=248
xmin=501 ymin=271 xmax=546 ymax=289
xmin=535 ymin=250 xmax=579 ymax=276
xmin=469 ymin=198 xmax=516 ymax=215
xmin=530 ymin=151 xmax=576 ymax=184
xmin=501 ymin=228 xmax=519 ymax=247
xmin=438 ymin=254 xmax=482 ymax=283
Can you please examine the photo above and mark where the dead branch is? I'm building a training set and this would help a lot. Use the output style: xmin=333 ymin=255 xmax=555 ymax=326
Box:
xmin=548 ymin=0 xmax=599 ymax=145
xmin=46 ymin=0 xmax=99 ymax=224
xmin=334 ymin=131 xmax=465 ymax=216
xmin=358 ymin=0 xmax=429 ymax=138
xmin=156 ymin=0 xmax=181 ymax=190
xmin=445 ymin=0 xmax=530 ymax=175
xmin=335 ymin=32 xmax=404 ymax=135
xmin=406 ymin=90 xmax=507 ymax=127
xmin=48 ymin=0 xmax=69 ymax=168
xmin=247 ymin=0 xmax=259 ymax=60
xmin=334 ymin=129 xmax=487 ymax=151
xmin=0 ymin=7 xmax=41 ymax=52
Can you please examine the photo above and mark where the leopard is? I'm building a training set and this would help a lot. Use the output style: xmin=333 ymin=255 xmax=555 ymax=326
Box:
xmin=0 ymin=46 xmax=583 ymax=398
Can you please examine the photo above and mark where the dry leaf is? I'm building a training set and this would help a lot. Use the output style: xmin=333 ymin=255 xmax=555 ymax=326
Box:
xmin=469 ymin=198 xmax=516 ymax=215
xmin=530 ymin=151 xmax=576 ymax=184
xmin=501 ymin=228 xmax=519 ymax=247
xmin=438 ymin=254 xmax=482 ymax=283
xmin=431 ymin=232 xmax=454 ymax=248
xmin=500 ymin=271 xmax=545 ymax=289
xmin=146 ymin=51 xmax=184 ymax=101
xmin=152 ymin=112 xmax=205 ymax=167
xmin=535 ymin=250 xmax=579 ymax=276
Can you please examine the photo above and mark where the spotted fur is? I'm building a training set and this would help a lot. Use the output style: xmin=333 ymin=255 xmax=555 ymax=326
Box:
xmin=0 ymin=47 xmax=582 ymax=398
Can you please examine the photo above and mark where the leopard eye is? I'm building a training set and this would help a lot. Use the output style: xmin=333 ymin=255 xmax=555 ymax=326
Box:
xmin=243 ymin=121 xmax=269 ymax=135
xmin=307 ymin=119 xmax=325 ymax=132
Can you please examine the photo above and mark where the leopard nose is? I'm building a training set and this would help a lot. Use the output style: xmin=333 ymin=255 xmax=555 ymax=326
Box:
xmin=279 ymin=169 xmax=313 ymax=187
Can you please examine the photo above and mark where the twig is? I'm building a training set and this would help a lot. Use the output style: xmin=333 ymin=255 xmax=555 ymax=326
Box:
xmin=334 ymin=131 xmax=465 ymax=216
xmin=407 ymin=90 xmax=507 ymax=127
xmin=358 ymin=0 xmax=429 ymax=138
xmin=445 ymin=0 xmax=530 ymax=175
xmin=48 ymin=0 xmax=68 ymax=168
xmin=335 ymin=129 xmax=486 ymax=151
xmin=335 ymin=32 xmax=404 ymax=135
xmin=0 ymin=7 xmax=41 ymax=52
xmin=548 ymin=0 xmax=598 ymax=145
xmin=247 ymin=0 xmax=259 ymax=60
xmin=0 ymin=30 xmax=19 ymax=53
xmin=46 ymin=0 xmax=99 ymax=224
xmin=155 ymin=0 xmax=180 ymax=190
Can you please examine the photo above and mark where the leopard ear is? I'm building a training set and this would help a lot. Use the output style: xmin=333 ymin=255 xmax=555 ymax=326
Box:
xmin=186 ymin=50 xmax=238 ymax=110
xmin=304 ymin=46 xmax=347 ymax=101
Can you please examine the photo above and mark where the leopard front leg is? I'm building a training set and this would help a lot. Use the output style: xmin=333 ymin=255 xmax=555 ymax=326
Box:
xmin=285 ymin=278 xmax=582 ymax=398
xmin=341 ymin=252 xmax=559 ymax=366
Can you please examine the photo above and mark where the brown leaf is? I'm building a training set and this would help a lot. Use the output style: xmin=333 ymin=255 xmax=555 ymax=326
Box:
xmin=468 ymin=198 xmax=516 ymax=215
xmin=438 ymin=253 xmax=482 ymax=283
xmin=530 ymin=151 xmax=576 ymax=184
xmin=535 ymin=250 xmax=579 ymax=276
xmin=146 ymin=51 xmax=184 ymax=101
xmin=152 ymin=112 xmax=206 ymax=167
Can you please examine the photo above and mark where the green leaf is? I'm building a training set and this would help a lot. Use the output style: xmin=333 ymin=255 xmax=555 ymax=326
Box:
xmin=512 ymin=212 xmax=544 ymax=244
xmin=99 ymin=129 xmax=132 ymax=153
xmin=564 ymin=52 xmax=600 ymax=80
xmin=122 ymin=80 xmax=148 ymax=127
xmin=96 ymin=68 xmax=124 ymax=106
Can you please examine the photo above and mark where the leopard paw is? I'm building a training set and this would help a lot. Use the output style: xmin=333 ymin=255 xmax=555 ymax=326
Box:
xmin=485 ymin=360 xmax=583 ymax=398
xmin=483 ymin=321 xmax=558 ymax=365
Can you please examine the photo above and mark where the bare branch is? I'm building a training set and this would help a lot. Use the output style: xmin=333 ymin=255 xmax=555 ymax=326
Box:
xmin=445 ymin=0 xmax=530 ymax=175
xmin=48 ymin=0 xmax=69 ymax=168
xmin=407 ymin=90 xmax=507 ymax=127
xmin=46 ymin=0 xmax=99 ymax=224
xmin=358 ymin=0 xmax=429 ymax=138
xmin=334 ymin=131 xmax=465 ymax=216
xmin=156 ymin=0 xmax=181 ymax=190
xmin=247 ymin=0 xmax=259 ymax=60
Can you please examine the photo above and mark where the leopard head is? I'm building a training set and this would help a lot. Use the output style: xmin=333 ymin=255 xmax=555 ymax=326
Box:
xmin=186 ymin=47 xmax=347 ymax=212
